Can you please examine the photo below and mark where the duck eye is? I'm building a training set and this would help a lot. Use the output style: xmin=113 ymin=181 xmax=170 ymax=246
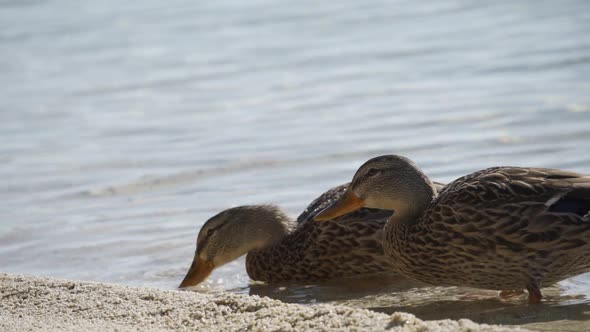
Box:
xmin=367 ymin=168 xmax=379 ymax=177
xmin=206 ymin=229 xmax=215 ymax=238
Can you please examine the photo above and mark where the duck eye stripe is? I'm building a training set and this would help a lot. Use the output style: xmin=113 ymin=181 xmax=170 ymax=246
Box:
xmin=197 ymin=223 xmax=225 ymax=253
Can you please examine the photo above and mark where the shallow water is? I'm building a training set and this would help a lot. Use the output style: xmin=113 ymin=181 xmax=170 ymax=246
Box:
xmin=1 ymin=0 xmax=590 ymax=330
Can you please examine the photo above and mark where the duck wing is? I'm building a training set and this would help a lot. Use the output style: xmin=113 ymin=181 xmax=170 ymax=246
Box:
xmin=432 ymin=167 xmax=590 ymax=249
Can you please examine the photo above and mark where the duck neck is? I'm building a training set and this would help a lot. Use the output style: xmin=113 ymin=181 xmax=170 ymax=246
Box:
xmin=386 ymin=178 xmax=435 ymax=229
xmin=247 ymin=212 xmax=294 ymax=251
xmin=244 ymin=212 xmax=298 ymax=281
xmin=382 ymin=180 xmax=436 ymax=274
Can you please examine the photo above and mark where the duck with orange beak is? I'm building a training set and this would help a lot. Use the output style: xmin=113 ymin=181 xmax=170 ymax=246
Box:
xmin=315 ymin=155 xmax=590 ymax=304
xmin=179 ymin=183 xmax=409 ymax=288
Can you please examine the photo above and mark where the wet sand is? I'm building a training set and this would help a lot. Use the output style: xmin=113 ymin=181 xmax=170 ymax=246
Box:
xmin=0 ymin=273 xmax=528 ymax=331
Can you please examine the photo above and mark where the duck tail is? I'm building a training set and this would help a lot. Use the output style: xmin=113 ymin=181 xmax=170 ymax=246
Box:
xmin=547 ymin=173 xmax=590 ymax=219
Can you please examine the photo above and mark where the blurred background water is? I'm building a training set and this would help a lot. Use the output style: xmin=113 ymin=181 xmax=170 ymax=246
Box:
xmin=1 ymin=0 xmax=590 ymax=330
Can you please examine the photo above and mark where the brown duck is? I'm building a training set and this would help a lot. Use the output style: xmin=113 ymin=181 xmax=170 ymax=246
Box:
xmin=178 ymin=182 xmax=448 ymax=287
xmin=315 ymin=155 xmax=590 ymax=304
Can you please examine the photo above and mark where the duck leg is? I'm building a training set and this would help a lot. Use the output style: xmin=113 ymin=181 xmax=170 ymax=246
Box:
xmin=526 ymin=285 xmax=543 ymax=304
xmin=499 ymin=289 xmax=524 ymax=299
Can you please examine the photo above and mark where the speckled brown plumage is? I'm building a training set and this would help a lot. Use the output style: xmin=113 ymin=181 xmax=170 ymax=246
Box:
xmin=246 ymin=184 xmax=395 ymax=282
xmin=386 ymin=166 xmax=590 ymax=294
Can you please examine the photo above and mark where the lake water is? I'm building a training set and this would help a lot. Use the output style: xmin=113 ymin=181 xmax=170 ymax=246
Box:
xmin=1 ymin=0 xmax=590 ymax=330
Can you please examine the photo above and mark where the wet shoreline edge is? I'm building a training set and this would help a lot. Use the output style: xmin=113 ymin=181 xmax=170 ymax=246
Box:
xmin=0 ymin=273 xmax=526 ymax=331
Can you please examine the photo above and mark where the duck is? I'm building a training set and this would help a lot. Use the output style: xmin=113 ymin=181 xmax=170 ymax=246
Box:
xmin=179 ymin=182 xmax=435 ymax=288
xmin=314 ymin=155 xmax=590 ymax=304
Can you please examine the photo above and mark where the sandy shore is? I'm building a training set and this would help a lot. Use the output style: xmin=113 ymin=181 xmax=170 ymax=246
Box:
xmin=0 ymin=273 xmax=527 ymax=331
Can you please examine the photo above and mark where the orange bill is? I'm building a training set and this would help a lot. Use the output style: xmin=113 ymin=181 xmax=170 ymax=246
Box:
xmin=179 ymin=256 xmax=214 ymax=288
xmin=314 ymin=190 xmax=365 ymax=221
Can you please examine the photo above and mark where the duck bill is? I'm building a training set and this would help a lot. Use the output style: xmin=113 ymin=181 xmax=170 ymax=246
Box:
xmin=314 ymin=190 xmax=365 ymax=221
xmin=179 ymin=256 xmax=214 ymax=288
